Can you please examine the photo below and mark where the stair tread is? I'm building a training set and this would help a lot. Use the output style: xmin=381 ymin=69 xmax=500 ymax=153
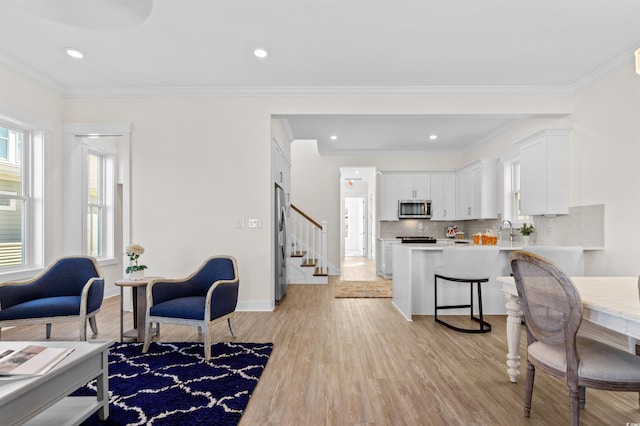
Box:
xmin=313 ymin=267 xmax=329 ymax=276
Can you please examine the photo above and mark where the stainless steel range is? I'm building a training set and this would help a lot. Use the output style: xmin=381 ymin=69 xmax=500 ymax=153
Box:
xmin=398 ymin=236 xmax=437 ymax=244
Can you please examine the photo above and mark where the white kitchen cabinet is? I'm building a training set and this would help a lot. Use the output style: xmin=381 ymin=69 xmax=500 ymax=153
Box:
xmin=398 ymin=174 xmax=431 ymax=200
xmin=516 ymin=129 xmax=570 ymax=216
xmin=379 ymin=174 xmax=400 ymax=221
xmin=380 ymin=239 xmax=400 ymax=278
xmin=430 ymin=173 xmax=456 ymax=221
xmin=456 ymin=159 xmax=498 ymax=220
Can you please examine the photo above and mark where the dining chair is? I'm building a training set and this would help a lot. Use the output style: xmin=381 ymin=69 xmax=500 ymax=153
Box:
xmin=510 ymin=250 xmax=640 ymax=425
xmin=142 ymin=256 xmax=239 ymax=361
xmin=524 ymin=246 xmax=584 ymax=276
xmin=434 ymin=246 xmax=499 ymax=333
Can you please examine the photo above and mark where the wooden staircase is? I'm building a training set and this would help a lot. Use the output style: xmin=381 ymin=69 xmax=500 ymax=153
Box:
xmin=288 ymin=205 xmax=329 ymax=284
xmin=291 ymin=251 xmax=329 ymax=277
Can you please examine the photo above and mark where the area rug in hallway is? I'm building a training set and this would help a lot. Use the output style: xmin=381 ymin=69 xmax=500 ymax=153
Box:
xmin=72 ymin=341 xmax=273 ymax=426
xmin=334 ymin=279 xmax=392 ymax=298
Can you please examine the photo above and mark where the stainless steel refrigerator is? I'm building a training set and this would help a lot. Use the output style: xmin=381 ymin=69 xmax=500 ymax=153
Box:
xmin=274 ymin=184 xmax=288 ymax=303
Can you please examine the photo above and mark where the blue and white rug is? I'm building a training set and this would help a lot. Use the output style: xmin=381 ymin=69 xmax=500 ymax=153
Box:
xmin=73 ymin=341 xmax=273 ymax=426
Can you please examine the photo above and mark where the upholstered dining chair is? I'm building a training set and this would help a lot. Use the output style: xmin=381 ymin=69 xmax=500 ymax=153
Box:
xmin=434 ymin=246 xmax=500 ymax=333
xmin=142 ymin=256 xmax=239 ymax=361
xmin=510 ymin=250 xmax=640 ymax=425
xmin=0 ymin=255 xmax=105 ymax=340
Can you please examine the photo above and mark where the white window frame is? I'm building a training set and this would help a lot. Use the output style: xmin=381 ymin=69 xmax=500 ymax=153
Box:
xmin=0 ymin=105 xmax=48 ymax=279
xmin=84 ymin=146 xmax=116 ymax=259
xmin=63 ymin=123 xmax=131 ymax=269
xmin=503 ymin=155 xmax=530 ymax=226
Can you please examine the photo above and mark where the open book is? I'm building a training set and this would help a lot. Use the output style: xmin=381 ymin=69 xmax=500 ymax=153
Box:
xmin=0 ymin=345 xmax=73 ymax=376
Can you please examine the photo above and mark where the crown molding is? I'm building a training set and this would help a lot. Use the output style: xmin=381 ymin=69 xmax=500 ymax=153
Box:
xmin=1 ymin=50 xmax=634 ymax=99
xmin=0 ymin=52 xmax=66 ymax=94
xmin=568 ymin=48 xmax=636 ymax=91
xmin=62 ymin=84 xmax=576 ymax=98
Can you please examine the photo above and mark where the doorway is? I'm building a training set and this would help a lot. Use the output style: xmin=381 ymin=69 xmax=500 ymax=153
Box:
xmin=344 ymin=196 xmax=365 ymax=257
xmin=339 ymin=167 xmax=378 ymax=281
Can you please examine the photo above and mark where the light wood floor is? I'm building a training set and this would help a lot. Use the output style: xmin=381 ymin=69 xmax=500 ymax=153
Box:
xmin=2 ymin=282 xmax=638 ymax=425
xmin=340 ymin=256 xmax=389 ymax=282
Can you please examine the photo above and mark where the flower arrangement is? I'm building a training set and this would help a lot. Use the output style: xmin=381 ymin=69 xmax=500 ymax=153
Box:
xmin=520 ymin=223 xmax=535 ymax=236
xmin=125 ymin=244 xmax=148 ymax=274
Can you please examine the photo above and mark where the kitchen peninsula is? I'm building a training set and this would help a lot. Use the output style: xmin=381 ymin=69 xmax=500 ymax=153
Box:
xmin=392 ymin=243 xmax=585 ymax=321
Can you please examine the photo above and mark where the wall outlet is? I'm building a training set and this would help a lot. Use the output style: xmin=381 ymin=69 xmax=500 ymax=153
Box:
xmin=248 ymin=218 xmax=261 ymax=228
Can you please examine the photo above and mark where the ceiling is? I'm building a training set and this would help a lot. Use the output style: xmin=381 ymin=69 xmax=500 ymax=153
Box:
xmin=1 ymin=0 xmax=639 ymax=154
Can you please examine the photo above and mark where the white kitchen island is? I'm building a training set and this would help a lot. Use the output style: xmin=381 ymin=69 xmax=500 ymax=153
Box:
xmin=392 ymin=242 xmax=521 ymax=321
xmin=393 ymin=243 xmax=587 ymax=321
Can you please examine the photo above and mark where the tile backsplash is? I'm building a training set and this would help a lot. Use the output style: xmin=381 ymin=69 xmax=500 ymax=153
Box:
xmin=379 ymin=204 xmax=604 ymax=248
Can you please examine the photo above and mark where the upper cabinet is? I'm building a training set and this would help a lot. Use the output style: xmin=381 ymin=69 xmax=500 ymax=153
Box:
xmin=456 ymin=159 xmax=498 ymax=220
xmin=398 ymin=174 xmax=431 ymax=200
xmin=430 ymin=173 xmax=456 ymax=221
xmin=379 ymin=173 xmax=430 ymax=221
xmin=516 ymin=129 xmax=570 ymax=216
xmin=379 ymin=173 xmax=400 ymax=221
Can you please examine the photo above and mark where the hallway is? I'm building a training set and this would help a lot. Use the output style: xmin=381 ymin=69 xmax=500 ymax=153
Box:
xmin=339 ymin=256 xmax=385 ymax=281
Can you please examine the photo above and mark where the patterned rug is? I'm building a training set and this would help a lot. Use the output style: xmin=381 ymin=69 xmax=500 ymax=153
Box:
xmin=334 ymin=280 xmax=392 ymax=298
xmin=73 ymin=341 xmax=273 ymax=426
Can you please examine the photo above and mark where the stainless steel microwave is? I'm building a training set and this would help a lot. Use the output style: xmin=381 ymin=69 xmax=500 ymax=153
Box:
xmin=398 ymin=200 xmax=431 ymax=219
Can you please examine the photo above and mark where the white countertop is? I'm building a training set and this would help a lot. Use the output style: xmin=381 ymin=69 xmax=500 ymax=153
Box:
xmin=395 ymin=242 xmax=523 ymax=250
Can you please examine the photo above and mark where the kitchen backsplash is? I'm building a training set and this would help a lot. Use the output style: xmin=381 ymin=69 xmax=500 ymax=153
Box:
xmin=379 ymin=204 xmax=604 ymax=248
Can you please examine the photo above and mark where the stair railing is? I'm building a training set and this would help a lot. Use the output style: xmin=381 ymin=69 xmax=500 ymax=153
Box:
xmin=290 ymin=204 xmax=328 ymax=275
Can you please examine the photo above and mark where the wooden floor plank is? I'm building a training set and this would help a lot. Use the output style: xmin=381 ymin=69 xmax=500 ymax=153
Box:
xmin=1 ymin=280 xmax=638 ymax=425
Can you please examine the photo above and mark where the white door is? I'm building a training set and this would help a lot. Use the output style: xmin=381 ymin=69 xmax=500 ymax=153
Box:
xmin=344 ymin=197 xmax=365 ymax=256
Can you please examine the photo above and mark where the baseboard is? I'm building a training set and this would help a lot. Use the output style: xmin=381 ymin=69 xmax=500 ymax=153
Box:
xmin=236 ymin=300 xmax=274 ymax=312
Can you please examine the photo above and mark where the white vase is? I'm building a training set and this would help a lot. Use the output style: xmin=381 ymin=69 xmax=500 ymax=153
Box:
xmin=522 ymin=236 xmax=530 ymax=246
xmin=128 ymin=270 xmax=145 ymax=281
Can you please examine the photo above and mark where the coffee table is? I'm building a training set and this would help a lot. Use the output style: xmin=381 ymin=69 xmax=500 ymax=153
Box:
xmin=0 ymin=340 xmax=111 ymax=425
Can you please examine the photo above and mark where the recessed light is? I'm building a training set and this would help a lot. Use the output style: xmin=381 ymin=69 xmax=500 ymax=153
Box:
xmin=65 ymin=48 xmax=84 ymax=59
xmin=330 ymin=135 xmax=338 ymax=140
xmin=253 ymin=48 xmax=268 ymax=59
xmin=429 ymin=134 xmax=438 ymax=141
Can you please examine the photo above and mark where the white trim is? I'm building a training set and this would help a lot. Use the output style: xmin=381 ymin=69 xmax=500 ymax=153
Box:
xmin=0 ymin=53 xmax=66 ymax=95
xmin=62 ymin=124 xmax=131 ymax=273
xmin=236 ymin=300 xmax=274 ymax=312
xmin=0 ymin=102 xmax=52 ymax=132
xmin=2 ymin=48 xmax=635 ymax=99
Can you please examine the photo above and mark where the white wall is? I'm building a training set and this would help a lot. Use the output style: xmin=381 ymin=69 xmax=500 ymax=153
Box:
xmin=1 ymin=60 xmax=637 ymax=310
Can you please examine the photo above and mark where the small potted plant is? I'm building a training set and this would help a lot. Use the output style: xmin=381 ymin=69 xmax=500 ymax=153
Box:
xmin=520 ymin=223 xmax=534 ymax=245
xmin=125 ymin=244 xmax=148 ymax=280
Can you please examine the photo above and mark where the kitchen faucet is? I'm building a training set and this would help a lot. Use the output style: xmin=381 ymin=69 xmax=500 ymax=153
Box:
xmin=499 ymin=220 xmax=514 ymax=242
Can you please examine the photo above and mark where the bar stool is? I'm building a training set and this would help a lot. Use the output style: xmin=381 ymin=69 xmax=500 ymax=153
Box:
xmin=434 ymin=246 xmax=500 ymax=333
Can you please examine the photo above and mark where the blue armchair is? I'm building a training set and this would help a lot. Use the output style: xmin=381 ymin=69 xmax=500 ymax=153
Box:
xmin=142 ymin=256 xmax=239 ymax=360
xmin=0 ymin=256 xmax=105 ymax=341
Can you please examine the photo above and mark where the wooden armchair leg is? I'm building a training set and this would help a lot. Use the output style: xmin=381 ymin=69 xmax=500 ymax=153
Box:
xmin=89 ymin=317 xmax=99 ymax=335
xmin=46 ymin=323 xmax=52 ymax=339
xmin=142 ymin=323 xmax=153 ymax=353
xmin=228 ymin=317 xmax=236 ymax=338
xmin=203 ymin=324 xmax=211 ymax=361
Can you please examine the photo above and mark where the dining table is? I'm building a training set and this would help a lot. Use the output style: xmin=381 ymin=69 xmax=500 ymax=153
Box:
xmin=498 ymin=276 xmax=640 ymax=383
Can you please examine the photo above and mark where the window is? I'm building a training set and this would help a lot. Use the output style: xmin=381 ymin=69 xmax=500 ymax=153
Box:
xmin=0 ymin=123 xmax=41 ymax=269
xmin=84 ymin=145 xmax=115 ymax=260
xmin=504 ymin=159 xmax=530 ymax=224
xmin=63 ymin=123 xmax=129 ymax=268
